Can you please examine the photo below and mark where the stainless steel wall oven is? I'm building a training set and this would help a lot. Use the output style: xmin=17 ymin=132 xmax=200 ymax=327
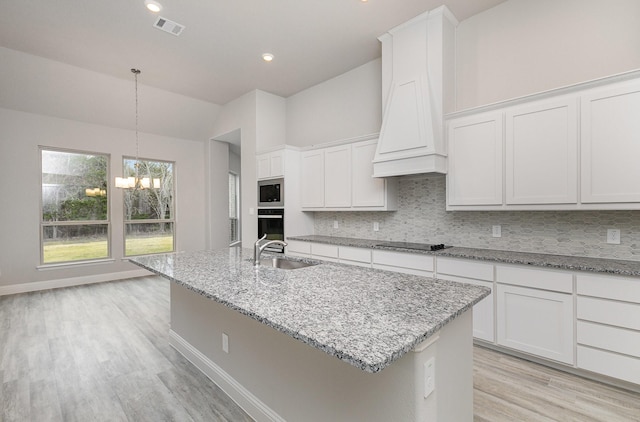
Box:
xmin=257 ymin=208 xmax=284 ymax=253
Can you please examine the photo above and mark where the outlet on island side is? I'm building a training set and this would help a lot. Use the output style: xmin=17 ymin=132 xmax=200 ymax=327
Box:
xmin=424 ymin=357 xmax=435 ymax=398
xmin=222 ymin=333 xmax=229 ymax=354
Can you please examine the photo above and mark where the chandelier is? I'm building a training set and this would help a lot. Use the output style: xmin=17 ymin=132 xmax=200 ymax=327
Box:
xmin=115 ymin=68 xmax=160 ymax=190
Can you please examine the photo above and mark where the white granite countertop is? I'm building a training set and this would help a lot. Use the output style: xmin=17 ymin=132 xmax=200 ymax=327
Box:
xmin=130 ymin=247 xmax=489 ymax=373
xmin=288 ymin=235 xmax=640 ymax=277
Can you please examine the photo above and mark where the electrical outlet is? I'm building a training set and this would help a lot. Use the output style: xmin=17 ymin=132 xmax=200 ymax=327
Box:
xmin=333 ymin=220 xmax=339 ymax=229
xmin=607 ymin=229 xmax=621 ymax=245
xmin=222 ymin=333 xmax=229 ymax=353
xmin=424 ymin=358 xmax=435 ymax=398
xmin=492 ymin=225 xmax=502 ymax=238
xmin=373 ymin=222 xmax=380 ymax=232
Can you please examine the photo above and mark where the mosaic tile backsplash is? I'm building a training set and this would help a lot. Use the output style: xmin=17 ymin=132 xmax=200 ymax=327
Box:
xmin=313 ymin=174 xmax=640 ymax=261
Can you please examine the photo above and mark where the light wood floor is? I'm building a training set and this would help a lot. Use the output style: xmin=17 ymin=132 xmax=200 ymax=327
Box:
xmin=1 ymin=276 xmax=638 ymax=421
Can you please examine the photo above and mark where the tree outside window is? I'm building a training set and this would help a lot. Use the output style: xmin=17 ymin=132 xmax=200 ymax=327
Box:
xmin=41 ymin=148 xmax=110 ymax=264
xmin=123 ymin=158 xmax=175 ymax=256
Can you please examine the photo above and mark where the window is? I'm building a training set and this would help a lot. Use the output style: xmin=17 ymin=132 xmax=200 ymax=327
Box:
xmin=41 ymin=148 xmax=109 ymax=264
xmin=123 ymin=158 xmax=175 ymax=256
xmin=229 ymin=172 xmax=240 ymax=245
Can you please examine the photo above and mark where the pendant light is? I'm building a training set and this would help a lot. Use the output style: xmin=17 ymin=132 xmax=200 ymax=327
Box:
xmin=115 ymin=69 xmax=160 ymax=189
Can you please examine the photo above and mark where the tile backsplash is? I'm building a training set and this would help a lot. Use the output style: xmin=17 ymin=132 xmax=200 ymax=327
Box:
xmin=314 ymin=174 xmax=640 ymax=261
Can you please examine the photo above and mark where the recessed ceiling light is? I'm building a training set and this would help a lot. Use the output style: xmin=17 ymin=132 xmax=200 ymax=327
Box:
xmin=262 ymin=53 xmax=274 ymax=62
xmin=144 ymin=0 xmax=163 ymax=13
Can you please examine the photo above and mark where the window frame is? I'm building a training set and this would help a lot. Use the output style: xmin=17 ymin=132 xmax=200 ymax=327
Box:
xmin=39 ymin=146 xmax=112 ymax=266
xmin=229 ymin=171 xmax=241 ymax=246
xmin=122 ymin=156 xmax=176 ymax=257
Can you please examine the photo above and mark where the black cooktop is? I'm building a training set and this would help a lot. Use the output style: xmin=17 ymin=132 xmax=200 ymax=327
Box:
xmin=374 ymin=241 xmax=453 ymax=251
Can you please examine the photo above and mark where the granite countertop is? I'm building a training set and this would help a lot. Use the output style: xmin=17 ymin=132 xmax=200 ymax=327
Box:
xmin=288 ymin=235 xmax=640 ymax=277
xmin=130 ymin=248 xmax=490 ymax=373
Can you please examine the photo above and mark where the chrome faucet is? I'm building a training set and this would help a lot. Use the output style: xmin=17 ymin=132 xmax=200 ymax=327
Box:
xmin=254 ymin=234 xmax=288 ymax=266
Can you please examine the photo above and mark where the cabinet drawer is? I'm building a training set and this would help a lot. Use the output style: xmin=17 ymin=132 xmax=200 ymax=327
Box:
xmin=372 ymin=250 xmax=434 ymax=272
xmin=578 ymin=345 xmax=640 ymax=385
xmin=577 ymin=320 xmax=640 ymax=358
xmin=577 ymin=274 xmax=640 ymax=304
xmin=437 ymin=257 xmax=493 ymax=281
xmin=286 ymin=240 xmax=311 ymax=256
xmin=577 ymin=296 xmax=640 ymax=331
xmin=311 ymin=243 xmax=339 ymax=259
xmin=496 ymin=265 xmax=573 ymax=293
xmin=339 ymin=246 xmax=371 ymax=264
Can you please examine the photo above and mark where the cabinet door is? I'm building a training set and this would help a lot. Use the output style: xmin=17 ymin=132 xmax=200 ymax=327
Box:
xmin=324 ymin=145 xmax=351 ymax=208
xmin=256 ymin=153 xmax=271 ymax=180
xmin=352 ymin=140 xmax=386 ymax=207
xmin=581 ymin=80 xmax=640 ymax=203
xmin=497 ymin=284 xmax=574 ymax=364
xmin=505 ymin=98 xmax=578 ymax=204
xmin=300 ymin=150 xmax=325 ymax=208
xmin=270 ymin=150 xmax=284 ymax=178
xmin=447 ymin=112 xmax=503 ymax=206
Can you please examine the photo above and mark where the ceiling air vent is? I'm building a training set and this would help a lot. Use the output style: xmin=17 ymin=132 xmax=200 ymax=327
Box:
xmin=153 ymin=17 xmax=185 ymax=36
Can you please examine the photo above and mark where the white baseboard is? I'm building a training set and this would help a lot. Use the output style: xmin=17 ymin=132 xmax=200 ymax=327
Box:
xmin=168 ymin=330 xmax=285 ymax=422
xmin=0 ymin=269 xmax=151 ymax=296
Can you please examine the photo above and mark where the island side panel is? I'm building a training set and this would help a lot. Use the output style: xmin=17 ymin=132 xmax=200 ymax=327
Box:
xmin=169 ymin=282 xmax=473 ymax=422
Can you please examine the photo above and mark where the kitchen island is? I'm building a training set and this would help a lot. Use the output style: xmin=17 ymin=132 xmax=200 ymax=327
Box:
xmin=131 ymin=247 xmax=489 ymax=422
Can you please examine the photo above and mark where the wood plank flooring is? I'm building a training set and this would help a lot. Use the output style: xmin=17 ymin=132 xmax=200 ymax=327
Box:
xmin=1 ymin=276 xmax=639 ymax=421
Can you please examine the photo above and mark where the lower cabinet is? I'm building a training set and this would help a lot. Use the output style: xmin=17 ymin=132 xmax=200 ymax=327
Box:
xmin=495 ymin=265 xmax=574 ymax=365
xmin=576 ymin=274 xmax=640 ymax=385
xmin=372 ymin=250 xmax=434 ymax=277
xmin=436 ymin=257 xmax=495 ymax=342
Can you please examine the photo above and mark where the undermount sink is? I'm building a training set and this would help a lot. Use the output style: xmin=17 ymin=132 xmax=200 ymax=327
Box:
xmin=259 ymin=257 xmax=319 ymax=270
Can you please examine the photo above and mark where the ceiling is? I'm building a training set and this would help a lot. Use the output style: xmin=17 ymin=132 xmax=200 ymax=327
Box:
xmin=0 ymin=0 xmax=507 ymax=105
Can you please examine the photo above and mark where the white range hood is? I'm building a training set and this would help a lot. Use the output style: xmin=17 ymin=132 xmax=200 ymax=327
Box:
xmin=372 ymin=6 xmax=458 ymax=177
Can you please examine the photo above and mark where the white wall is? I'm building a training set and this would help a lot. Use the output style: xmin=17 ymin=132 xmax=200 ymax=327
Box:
xmin=0 ymin=47 xmax=221 ymax=141
xmin=456 ymin=0 xmax=640 ymax=110
xmin=212 ymin=91 xmax=258 ymax=248
xmin=256 ymin=91 xmax=286 ymax=151
xmin=0 ymin=47 xmax=224 ymax=290
xmin=286 ymin=59 xmax=382 ymax=147
xmin=0 ymin=108 xmax=208 ymax=287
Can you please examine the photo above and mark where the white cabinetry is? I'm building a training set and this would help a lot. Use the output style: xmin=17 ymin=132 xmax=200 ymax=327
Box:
xmin=447 ymin=112 xmax=503 ymax=206
xmin=352 ymin=140 xmax=392 ymax=208
xmin=256 ymin=150 xmax=284 ymax=180
xmin=581 ymin=79 xmax=640 ymax=204
xmin=300 ymin=150 xmax=325 ymax=208
xmin=505 ymin=98 xmax=578 ymax=205
xmin=324 ymin=145 xmax=351 ymax=208
xmin=285 ymin=240 xmax=311 ymax=258
xmin=576 ymin=274 xmax=640 ymax=385
xmin=496 ymin=265 xmax=574 ymax=365
xmin=301 ymin=139 xmax=396 ymax=211
xmin=372 ymin=250 xmax=434 ymax=277
xmin=447 ymin=71 xmax=640 ymax=211
xmin=339 ymin=246 xmax=372 ymax=268
xmin=436 ymin=257 xmax=495 ymax=342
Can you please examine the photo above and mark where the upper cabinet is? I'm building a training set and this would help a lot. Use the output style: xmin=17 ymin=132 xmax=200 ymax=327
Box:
xmin=256 ymin=150 xmax=284 ymax=180
xmin=447 ymin=111 xmax=503 ymax=206
xmin=372 ymin=6 xmax=457 ymax=177
xmin=301 ymin=139 xmax=397 ymax=211
xmin=581 ymin=79 xmax=640 ymax=204
xmin=447 ymin=71 xmax=640 ymax=211
xmin=505 ymin=97 xmax=578 ymax=205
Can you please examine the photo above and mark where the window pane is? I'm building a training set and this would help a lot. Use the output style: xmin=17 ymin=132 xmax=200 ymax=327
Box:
xmin=43 ymin=224 xmax=109 ymax=263
xmin=125 ymin=222 xmax=174 ymax=256
xmin=123 ymin=158 xmax=175 ymax=257
xmin=42 ymin=150 xmax=108 ymax=222
xmin=123 ymin=159 xmax=173 ymax=220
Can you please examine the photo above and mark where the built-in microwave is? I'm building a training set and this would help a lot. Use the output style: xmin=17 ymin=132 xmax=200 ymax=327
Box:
xmin=258 ymin=178 xmax=284 ymax=207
